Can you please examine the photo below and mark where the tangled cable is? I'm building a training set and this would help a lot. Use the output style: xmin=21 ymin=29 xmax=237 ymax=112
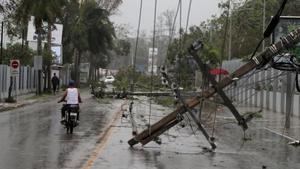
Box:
xmin=270 ymin=53 xmax=300 ymax=92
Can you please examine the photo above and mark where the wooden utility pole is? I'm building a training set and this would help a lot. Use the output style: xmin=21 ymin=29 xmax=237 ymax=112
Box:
xmin=128 ymin=28 xmax=300 ymax=147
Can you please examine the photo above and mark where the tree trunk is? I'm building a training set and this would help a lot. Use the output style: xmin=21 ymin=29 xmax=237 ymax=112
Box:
xmin=47 ymin=23 xmax=52 ymax=92
xmin=74 ymin=49 xmax=81 ymax=88
xmin=37 ymin=26 xmax=43 ymax=95
xmin=77 ymin=51 xmax=81 ymax=87
xmin=89 ymin=61 xmax=95 ymax=82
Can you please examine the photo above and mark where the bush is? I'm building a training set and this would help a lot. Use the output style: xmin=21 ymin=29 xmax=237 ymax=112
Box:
xmin=113 ymin=67 xmax=163 ymax=91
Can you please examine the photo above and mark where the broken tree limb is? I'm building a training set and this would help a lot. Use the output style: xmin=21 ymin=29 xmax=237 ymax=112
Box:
xmin=128 ymin=28 xmax=300 ymax=147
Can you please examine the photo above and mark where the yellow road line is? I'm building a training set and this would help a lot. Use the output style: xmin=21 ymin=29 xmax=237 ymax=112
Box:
xmin=82 ymin=101 xmax=127 ymax=169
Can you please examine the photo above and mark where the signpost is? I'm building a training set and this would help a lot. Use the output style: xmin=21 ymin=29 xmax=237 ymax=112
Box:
xmin=10 ymin=59 xmax=20 ymax=76
xmin=6 ymin=59 xmax=20 ymax=102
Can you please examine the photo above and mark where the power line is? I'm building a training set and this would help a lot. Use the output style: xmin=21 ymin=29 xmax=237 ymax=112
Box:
xmin=164 ymin=0 xmax=180 ymax=66
xmin=185 ymin=0 xmax=192 ymax=33
xmin=133 ymin=0 xmax=143 ymax=77
xmin=148 ymin=0 xmax=158 ymax=136
xmin=131 ymin=0 xmax=143 ymax=93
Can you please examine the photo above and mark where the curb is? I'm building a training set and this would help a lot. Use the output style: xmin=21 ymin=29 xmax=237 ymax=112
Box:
xmin=0 ymin=88 xmax=89 ymax=113
xmin=0 ymin=94 xmax=63 ymax=113
xmin=0 ymin=100 xmax=40 ymax=113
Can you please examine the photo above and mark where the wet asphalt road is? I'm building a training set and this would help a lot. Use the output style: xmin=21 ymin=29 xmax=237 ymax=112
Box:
xmin=0 ymin=91 xmax=123 ymax=169
xmin=87 ymin=98 xmax=300 ymax=169
xmin=1 ymin=91 xmax=300 ymax=169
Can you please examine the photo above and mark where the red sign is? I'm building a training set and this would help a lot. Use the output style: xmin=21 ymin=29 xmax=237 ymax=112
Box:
xmin=11 ymin=60 xmax=19 ymax=69
xmin=10 ymin=60 xmax=20 ymax=76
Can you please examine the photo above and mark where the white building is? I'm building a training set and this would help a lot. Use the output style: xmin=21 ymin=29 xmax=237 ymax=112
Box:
xmin=148 ymin=48 xmax=158 ymax=75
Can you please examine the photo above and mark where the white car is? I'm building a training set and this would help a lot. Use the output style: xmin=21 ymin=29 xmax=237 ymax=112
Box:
xmin=104 ymin=76 xmax=115 ymax=83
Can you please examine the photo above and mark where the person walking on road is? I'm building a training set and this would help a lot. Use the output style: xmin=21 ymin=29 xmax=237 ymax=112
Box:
xmin=51 ymin=73 xmax=60 ymax=94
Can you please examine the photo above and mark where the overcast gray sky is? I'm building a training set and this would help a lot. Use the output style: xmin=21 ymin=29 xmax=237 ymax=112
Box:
xmin=111 ymin=0 xmax=223 ymax=36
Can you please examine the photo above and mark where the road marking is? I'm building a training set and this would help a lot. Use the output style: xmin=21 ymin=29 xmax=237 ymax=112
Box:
xmin=263 ymin=127 xmax=297 ymax=141
xmin=81 ymin=101 xmax=127 ymax=169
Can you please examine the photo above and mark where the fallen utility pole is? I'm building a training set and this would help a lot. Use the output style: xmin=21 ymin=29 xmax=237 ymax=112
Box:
xmin=190 ymin=40 xmax=247 ymax=130
xmin=160 ymin=66 xmax=217 ymax=149
xmin=93 ymin=90 xmax=199 ymax=98
xmin=128 ymin=28 xmax=300 ymax=147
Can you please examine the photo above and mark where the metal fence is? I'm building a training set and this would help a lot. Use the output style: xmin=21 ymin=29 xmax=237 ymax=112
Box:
xmin=223 ymin=59 xmax=300 ymax=117
xmin=0 ymin=64 xmax=72 ymax=101
xmin=0 ymin=64 xmax=36 ymax=100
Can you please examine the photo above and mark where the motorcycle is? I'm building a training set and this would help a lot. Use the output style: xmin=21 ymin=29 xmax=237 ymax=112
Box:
xmin=60 ymin=103 xmax=80 ymax=134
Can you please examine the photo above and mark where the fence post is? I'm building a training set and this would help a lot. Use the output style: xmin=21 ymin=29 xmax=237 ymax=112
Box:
xmin=273 ymin=70 xmax=279 ymax=112
xmin=254 ymin=72 xmax=258 ymax=107
xmin=280 ymin=72 xmax=286 ymax=114
xmin=266 ymin=69 xmax=271 ymax=110
xmin=245 ymin=77 xmax=249 ymax=106
xmin=285 ymin=72 xmax=294 ymax=128
xmin=260 ymin=71 xmax=264 ymax=109
xmin=250 ymin=74 xmax=254 ymax=106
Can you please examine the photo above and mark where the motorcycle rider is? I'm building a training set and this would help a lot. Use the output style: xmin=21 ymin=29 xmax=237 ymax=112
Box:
xmin=58 ymin=80 xmax=82 ymax=122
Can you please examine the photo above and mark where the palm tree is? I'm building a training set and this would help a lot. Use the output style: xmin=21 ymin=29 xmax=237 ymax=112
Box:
xmin=63 ymin=0 xmax=115 ymax=86
xmin=0 ymin=5 xmax=4 ymax=12
xmin=44 ymin=0 xmax=66 ymax=92
xmin=96 ymin=0 xmax=123 ymax=14
xmin=11 ymin=0 xmax=66 ymax=93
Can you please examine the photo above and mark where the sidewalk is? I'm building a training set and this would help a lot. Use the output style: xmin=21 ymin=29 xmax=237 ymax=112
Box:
xmin=0 ymin=92 xmax=63 ymax=112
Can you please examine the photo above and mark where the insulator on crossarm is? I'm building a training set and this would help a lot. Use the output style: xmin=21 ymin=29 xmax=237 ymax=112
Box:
xmin=190 ymin=39 xmax=203 ymax=51
xmin=161 ymin=77 xmax=168 ymax=85
xmin=159 ymin=66 xmax=167 ymax=73
xmin=171 ymin=83 xmax=178 ymax=90
xmin=174 ymin=95 xmax=178 ymax=100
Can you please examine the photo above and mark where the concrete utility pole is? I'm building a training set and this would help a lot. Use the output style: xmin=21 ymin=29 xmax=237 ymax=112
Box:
xmin=0 ymin=21 xmax=3 ymax=64
xmin=262 ymin=0 xmax=266 ymax=51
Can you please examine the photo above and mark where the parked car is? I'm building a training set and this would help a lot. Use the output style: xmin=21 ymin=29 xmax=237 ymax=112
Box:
xmin=104 ymin=76 xmax=115 ymax=83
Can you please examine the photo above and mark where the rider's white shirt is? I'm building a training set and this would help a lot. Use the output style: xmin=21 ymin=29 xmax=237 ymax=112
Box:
xmin=66 ymin=88 xmax=79 ymax=104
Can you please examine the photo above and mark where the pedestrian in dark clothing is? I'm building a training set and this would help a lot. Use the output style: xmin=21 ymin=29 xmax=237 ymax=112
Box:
xmin=51 ymin=73 xmax=59 ymax=94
